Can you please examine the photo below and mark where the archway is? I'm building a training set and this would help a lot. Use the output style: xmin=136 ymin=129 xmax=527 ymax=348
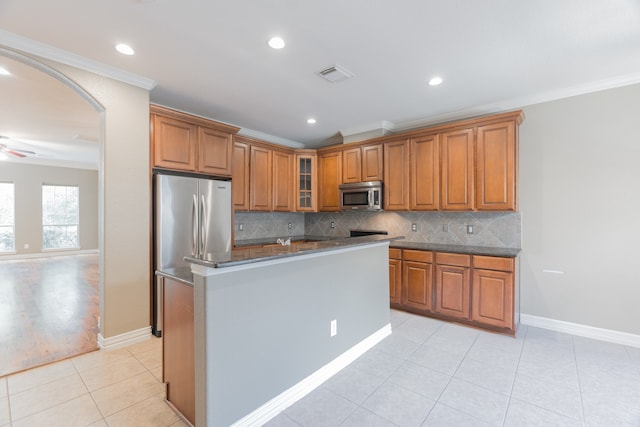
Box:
xmin=0 ymin=47 xmax=104 ymax=374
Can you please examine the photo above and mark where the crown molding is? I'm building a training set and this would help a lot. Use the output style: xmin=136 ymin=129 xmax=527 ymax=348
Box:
xmin=237 ymin=128 xmax=304 ymax=149
xmin=0 ymin=29 xmax=156 ymax=90
xmin=394 ymin=72 xmax=640 ymax=133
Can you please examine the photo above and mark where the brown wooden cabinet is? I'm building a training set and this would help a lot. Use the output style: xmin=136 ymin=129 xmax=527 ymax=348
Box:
xmin=440 ymin=128 xmax=474 ymax=211
xmin=163 ymin=277 xmax=195 ymax=425
xmin=471 ymin=255 xmax=515 ymax=330
xmin=295 ymin=152 xmax=317 ymax=212
xmin=388 ymin=248 xmax=402 ymax=307
xmin=249 ymin=145 xmax=273 ymax=211
xmin=434 ymin=252 xmax=471 ymax=320
xmin=272 ymin=150 xmax=293 ymax=212
xmin=410 ymin=135 xmax=439 ymax=211
xmin=198 ymin=126 xmax=233 ymax=176
xmin=402 ymin=250 xmax=434 ymax=313
xmin=342 ymin=147 xmax=362 ymax=184
xmin=475 ymin=121 xmax=517 ymax=211
xmin=152 ymin=114 xmax=197 ymax=171
xmin=150 ymin=105 xmax=239 ymax=176
xmin=342 ymin=143 xmax=383 ymax=184
xmin=318 ymin=150 xmax=342 ymax=211
xmin=232 ymin=140 xmax=250 ymax=211
xmin=383 ymin=139 xmax=410 ymax=211
xmin=389 ymin=246 xmax=518 ymax=335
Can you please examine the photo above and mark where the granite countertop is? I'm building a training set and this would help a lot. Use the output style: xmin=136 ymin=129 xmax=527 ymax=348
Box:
xmin=390 ymin=240 xmax=521 ymax=257
xmin=156 ymin=266 xmax=194 ymax=285
xmin=233 ymin=235 xmax=337 ymax=248
xmin=187 ymin=234 xmax=403 ymax=268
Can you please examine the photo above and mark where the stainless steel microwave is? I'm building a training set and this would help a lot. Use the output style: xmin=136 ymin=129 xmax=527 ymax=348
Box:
xmin=339 ymin=181 xmax=383 ymax=211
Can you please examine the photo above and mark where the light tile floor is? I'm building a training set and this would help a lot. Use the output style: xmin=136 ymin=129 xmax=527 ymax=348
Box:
xmin=1 ymin=310 xmax=639 ymax=426
xmin=0 ymin=337 xmax=189 ymax=427
xmin=267 ymin=310 xmax=640 ymax=427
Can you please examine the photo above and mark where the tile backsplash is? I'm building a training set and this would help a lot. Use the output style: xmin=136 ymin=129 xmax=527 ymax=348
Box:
xmin=235 ymin=210 xmax=521 ymax=248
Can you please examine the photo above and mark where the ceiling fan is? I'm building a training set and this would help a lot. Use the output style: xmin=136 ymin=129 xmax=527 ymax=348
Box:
xmin=0 ymin=136 xmax=37 ymax=159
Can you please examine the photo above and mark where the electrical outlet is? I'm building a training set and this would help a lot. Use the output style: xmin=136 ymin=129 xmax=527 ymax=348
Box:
xmin=411 ymin=223 xmax=417 ymax=232
xmin=443 ymin=224 xmax=449 ymax=232
xmin=24 ymin=243 xmax=29 ymax=249
xmin=330 ymin=221 xmax=336 ymax=229
xmin=238 ymin=223 xmax=243 ymax=231
xmin=467 ymin=225 xmax=474 ymax=234
xmin=288 ymin=222 xmax=292 ymax=229
xmin=330 ymin=319 xmax=337 ymax=337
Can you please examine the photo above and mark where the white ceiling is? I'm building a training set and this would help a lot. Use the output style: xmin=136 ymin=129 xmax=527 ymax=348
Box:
xmin=1 ymin=0 xmax=640 ymax=168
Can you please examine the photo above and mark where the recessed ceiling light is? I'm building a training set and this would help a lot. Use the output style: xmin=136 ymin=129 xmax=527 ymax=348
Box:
xmin=268 ymin=37 xmax=285 ymax=49
xmin=306 ymin=118 xmax=317 ymax=125
xmin=0 ymin=67 xmax=10 ymax=76
xmin=115 ymin=43 xmax=135 ymax=55
xmin=428 ymin=76 xmax=443 ymax=86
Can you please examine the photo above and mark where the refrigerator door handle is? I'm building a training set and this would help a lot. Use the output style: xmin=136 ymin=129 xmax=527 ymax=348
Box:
xmin=200 ymin=194 xmax=207 ymax=258
xmin=191 ymin=194 xmax=198 ymax=257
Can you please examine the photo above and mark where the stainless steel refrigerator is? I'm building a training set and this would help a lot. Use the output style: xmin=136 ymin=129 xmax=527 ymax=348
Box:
xmin=152 ymin=171 xmax=232 ymax=336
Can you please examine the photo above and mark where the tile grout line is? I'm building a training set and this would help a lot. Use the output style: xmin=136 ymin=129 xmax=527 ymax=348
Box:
xmin=71 ymin=353 xmax=108 ymax=425
xmin=500 ymin=323 xmax=528 ymax=427
xmin=571 ymin=335 xmax=587 ymax=427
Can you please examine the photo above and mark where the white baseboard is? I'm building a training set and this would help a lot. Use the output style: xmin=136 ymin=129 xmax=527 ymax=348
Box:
xmin=521 ymin=314 xmax=640 ymax=348
xmin=0 ymin=248 xmax=98 ymax=260
xmin=230 ymin=323 xmax=392 ymax=427
xmin=98 ymin=326 xmax=152 ymax=350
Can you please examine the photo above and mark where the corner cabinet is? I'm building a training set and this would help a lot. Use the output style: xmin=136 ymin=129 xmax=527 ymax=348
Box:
xmin=150 ymin=105 xmax=239 ymax=176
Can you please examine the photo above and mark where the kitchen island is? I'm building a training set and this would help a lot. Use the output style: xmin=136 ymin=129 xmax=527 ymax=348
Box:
xmin=172 ymin=235 xmax=398 ymax=426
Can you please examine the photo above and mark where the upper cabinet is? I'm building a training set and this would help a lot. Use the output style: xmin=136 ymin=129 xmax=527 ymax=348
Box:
xmin=318 ymin=150 xmax=343 ymax=211
xmin=233 ymin=135 xmax=295 ymax=213
xmin=232 ymin=140 xmax=250 ymax=211
xmin=410 ymin=135 xmax=439 ymax=211
xmin=383 ymin=139 xmax=410 ymax=211
xmin=342 ymin=143 xmax=384 ymax=183
xmin=295 ymin=151 xmax=317 ymax=212
xmin=397 ymin=110 xmax=522 ymax=212
xmin=150 ymin=105 xmax=239 ymax=176
xmin=475 ymin=121 xmax=517 ymax=211
xmin=440 ymin=128 xmax=475 ymax=211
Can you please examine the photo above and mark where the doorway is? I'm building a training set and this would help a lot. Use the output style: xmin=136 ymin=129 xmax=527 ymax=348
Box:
xmin=0 ymin=49 xmax=103 ymax=376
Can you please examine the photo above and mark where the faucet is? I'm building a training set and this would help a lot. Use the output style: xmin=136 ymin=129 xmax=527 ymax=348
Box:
xmin=276 ymin=237 xmax=291 ymax=246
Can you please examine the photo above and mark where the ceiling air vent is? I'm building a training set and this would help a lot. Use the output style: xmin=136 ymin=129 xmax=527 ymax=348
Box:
xmin=317 ymin=65 xmax=354 ymax=83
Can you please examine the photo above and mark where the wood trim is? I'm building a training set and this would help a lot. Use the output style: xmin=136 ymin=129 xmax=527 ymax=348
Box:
xmin=150 ymin=104 xmax=239 ymax=134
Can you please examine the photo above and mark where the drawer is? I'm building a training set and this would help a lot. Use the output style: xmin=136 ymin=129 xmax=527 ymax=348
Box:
xmin=473 ymin=255 xmax=514 ymax=272
xmin=435 ymin=252 xmax=471 ymax=267
xmin=388 ymin=248 xmax=402 ymax=260
xmin=402 ymin=249 xmax=433 ymax=263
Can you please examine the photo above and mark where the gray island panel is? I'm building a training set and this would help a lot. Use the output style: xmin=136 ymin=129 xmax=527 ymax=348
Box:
xmin=192 ymin=241 xmax=390 ymax=426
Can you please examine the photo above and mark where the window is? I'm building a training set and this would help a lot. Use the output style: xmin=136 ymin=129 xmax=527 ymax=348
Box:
xmin=42 ymin=184 xmax=79 ymax=249
xmin=0 ymin=182 xmax=15 ymax=252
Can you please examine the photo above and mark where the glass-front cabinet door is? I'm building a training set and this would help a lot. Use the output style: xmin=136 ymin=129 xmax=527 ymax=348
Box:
xmin=295 ymin=152 xmax=317 ymax=212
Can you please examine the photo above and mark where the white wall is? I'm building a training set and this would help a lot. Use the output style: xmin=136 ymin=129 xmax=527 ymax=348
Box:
xmin=37 ymin=58 xmax=151 ymax=339
xmin=0 ymin=163 xmax=99 ymax=255
xmin=519 ymin=83 xmax=640 ymax=335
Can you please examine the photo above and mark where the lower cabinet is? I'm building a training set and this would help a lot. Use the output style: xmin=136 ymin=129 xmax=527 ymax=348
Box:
xmin=471 ymin=256 xmax=515 ymax=330
xmin=390 ymin=248 xmax=518 ymax=335
xmin=388 ymin=249 xmax=402 ymax=307
xmin=402 ymin=250 xmax=433 ymax=313
xmin=434 ymin=253 xmax=471 ymax=320
xmin=163 ymin=277 xmax=195 ymax=425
